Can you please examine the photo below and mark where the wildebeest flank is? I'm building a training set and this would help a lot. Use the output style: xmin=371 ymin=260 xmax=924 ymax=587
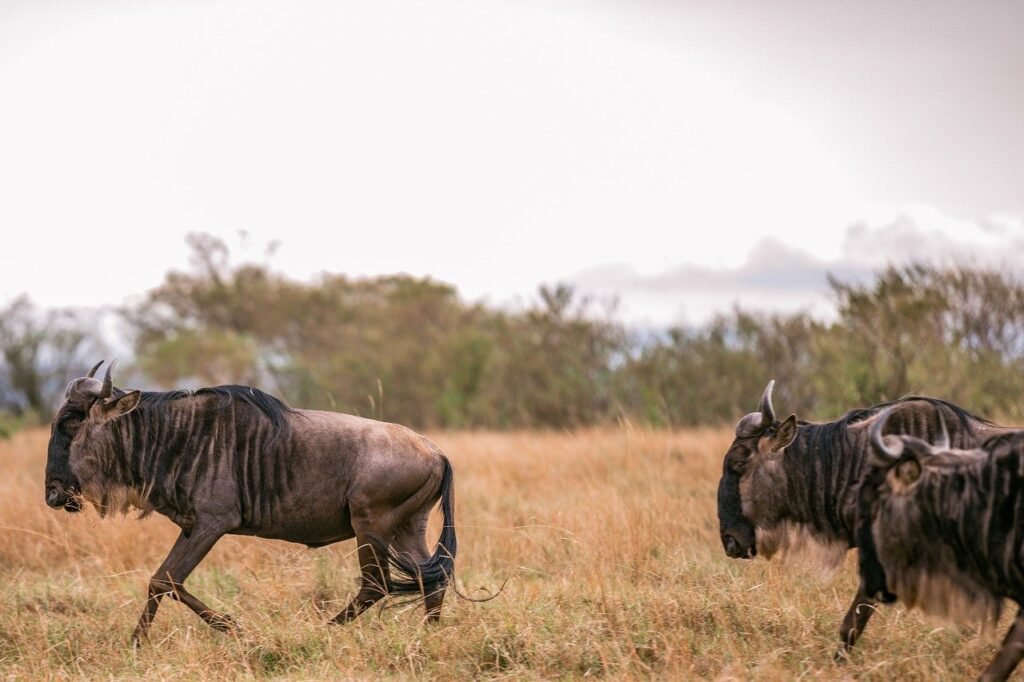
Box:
xmin=859 ymin=410 xmax=1024 ymax=682
xmin=44 ymin=362 xmax=460 ymax=642
xmin=716 ymin=380 xmax=1013 ymax=653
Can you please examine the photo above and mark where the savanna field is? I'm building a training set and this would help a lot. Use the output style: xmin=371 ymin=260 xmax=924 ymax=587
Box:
xmin=0 ymin=426 xmax=1012 ymax=680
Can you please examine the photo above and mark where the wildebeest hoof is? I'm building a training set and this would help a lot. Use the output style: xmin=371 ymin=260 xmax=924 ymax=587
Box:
xmin=833 ymin=646 xmax=852 ymax=665
xmin=207 ymin=612 xmax=237 ymax=632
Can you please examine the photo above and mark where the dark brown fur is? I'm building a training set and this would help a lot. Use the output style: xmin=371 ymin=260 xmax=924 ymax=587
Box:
xmin=716 ymin=381 xmax=1012 ymax=654
xmin=44 ymin=365 xmax=458 ymax=643
xmin=859 ymin=424 xmax=1024 ymax=682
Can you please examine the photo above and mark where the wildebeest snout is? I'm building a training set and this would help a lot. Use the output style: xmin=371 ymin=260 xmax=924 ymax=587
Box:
xmin=45 ymin=482 xmax=81 ymax=512
xmin=721 ymin=530 xmax=756 ymax=559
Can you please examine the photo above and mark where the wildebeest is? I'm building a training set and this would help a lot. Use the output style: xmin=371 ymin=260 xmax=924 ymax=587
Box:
xmin=45 ymin=362 xmax=460 ymax=642
xmin=859 ymin=410 xmax=1024 ymax=682
xmin=716 ymin=380 xmax=1012 ymax=652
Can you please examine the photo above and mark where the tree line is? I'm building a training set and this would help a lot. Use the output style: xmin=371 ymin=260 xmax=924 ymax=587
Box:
xmin=5 ymin=234 xmax=1024 ymax=431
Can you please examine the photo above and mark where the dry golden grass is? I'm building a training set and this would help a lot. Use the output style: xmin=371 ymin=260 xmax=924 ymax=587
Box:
xmin=0 ymin=425 xmax=1010 ymax=679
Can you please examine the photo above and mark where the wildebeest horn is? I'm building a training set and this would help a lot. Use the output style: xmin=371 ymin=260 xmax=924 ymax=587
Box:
xmin=759 ymin=380 xmax=776 ymax=424
xmin=735 ymin=413 xmax=764 ymax=437
xmin=65 ymin=360 xmax=112 ymax=399
xmin=870 ymin=407 xmax=904 ymax=461
xmin=100 ymin=360 xmax=116 ymax=399
xmin=735 ymin=380 xmax=778 ymax=438
xmin=934 ymin=411 xmax=950 ymax=451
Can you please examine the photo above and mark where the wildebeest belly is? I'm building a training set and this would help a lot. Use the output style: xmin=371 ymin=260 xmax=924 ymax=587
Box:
xmin=241 ymin=502 xmax=355 ymax=547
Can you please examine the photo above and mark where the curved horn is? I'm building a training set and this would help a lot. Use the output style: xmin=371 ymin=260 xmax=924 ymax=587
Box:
xmin=100 ymin=360 xmax=116 ymax=399
xmin=870 ymin=407 xmax=904 ymax=461
xmin=735 ymin=380 xmax=780 ymax=438
xmin=736 ymin=412 xmax=765 ymax=438
xmin=86 ymin=360 xmax=104 ymax=378
xmin=758 ymin=380 xmax=776 ymax=424
xmin=934 ymin=410 xmax=950 ymax=451
xmin=66 ymin=377 xmax=102 ymax=399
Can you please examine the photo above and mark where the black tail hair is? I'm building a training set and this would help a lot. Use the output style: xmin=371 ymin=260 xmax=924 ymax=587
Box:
xmin=386 ymin=456 xmax=457 ymax=596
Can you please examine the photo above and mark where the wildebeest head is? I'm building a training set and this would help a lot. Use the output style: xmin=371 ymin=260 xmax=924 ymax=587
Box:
xmin=857 ymin=407 xmax=967 ymax=601
xmin=44 ymin=361 xmax=140 ymax=511
xmin=864 ymin=405 xmax=971 ymax=493
xmin=717 ymin=380 xmax=799 ymax=559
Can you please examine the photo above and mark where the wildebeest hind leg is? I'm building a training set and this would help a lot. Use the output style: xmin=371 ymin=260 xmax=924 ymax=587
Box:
xmin=331 ymin=534 xmax=390 ymax=623
xmin=980 ymin=607 xmax=1024 ymax=682
xmin=835 ymin=586 xmax=876 ymax=660
xmin=392 ymin=526 xmax=444 ymax=622
xmin=132 ymin=526 xmax=229 ymax=644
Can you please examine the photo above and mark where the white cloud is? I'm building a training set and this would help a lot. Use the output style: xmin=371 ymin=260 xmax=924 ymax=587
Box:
xmin=841 ymin=205 xmax=1024 ymax=268
xmin=570 ymin=205 xmax=1024 ymax=326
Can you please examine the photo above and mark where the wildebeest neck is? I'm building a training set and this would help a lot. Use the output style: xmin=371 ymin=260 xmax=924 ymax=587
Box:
xmin=753 ymin=397 xmax=1001 ymax=551
xmin=772 ymin=421 xmax=864 ymax=545
xmin=83 ymin=386 xmax=298 ymax=520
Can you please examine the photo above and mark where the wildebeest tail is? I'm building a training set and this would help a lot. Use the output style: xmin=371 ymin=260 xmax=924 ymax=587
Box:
xmin=386 ymin=455 xmax=456 ymax=596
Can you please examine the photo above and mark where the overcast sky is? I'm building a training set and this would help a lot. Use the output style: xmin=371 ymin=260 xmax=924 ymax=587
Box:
xmin=2 ymin=0 xmax=1022 ymax=325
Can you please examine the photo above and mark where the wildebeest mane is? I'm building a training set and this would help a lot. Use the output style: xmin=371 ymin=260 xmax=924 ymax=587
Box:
xmin=798 ymin=394 xmax=994 ymax=434
xmin=979 ymin=429 xmax=1024 ymax=453
xmin=781 ymin=395 xmax=991 ymax=546
xmin=135 ymin=384 xmax=297 ymax=443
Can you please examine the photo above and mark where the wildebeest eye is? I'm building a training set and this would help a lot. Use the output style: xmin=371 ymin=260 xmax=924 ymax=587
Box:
xmin=59 ymin=416 xmax=82 ymax=436
xmin=727 ymin=450 xmax=750 ymax=473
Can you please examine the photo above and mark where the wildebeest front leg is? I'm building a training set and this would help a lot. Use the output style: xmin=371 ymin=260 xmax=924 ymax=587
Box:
xmin=331 ymin=535 xmax=390 ymax=624
xmin=835 ymin=586 xmax=876 ymax=660
xmin=131 ymin=526 xmax=228 ymax=644
xmin=980 ymin=607 xmax=1024 ymax=682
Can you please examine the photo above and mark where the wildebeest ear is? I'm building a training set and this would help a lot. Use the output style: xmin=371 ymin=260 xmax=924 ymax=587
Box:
xmin=766 ymin=414 xmax=798 ymax=451
xmin=94 ymin=390 xmax=141 ymax=423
